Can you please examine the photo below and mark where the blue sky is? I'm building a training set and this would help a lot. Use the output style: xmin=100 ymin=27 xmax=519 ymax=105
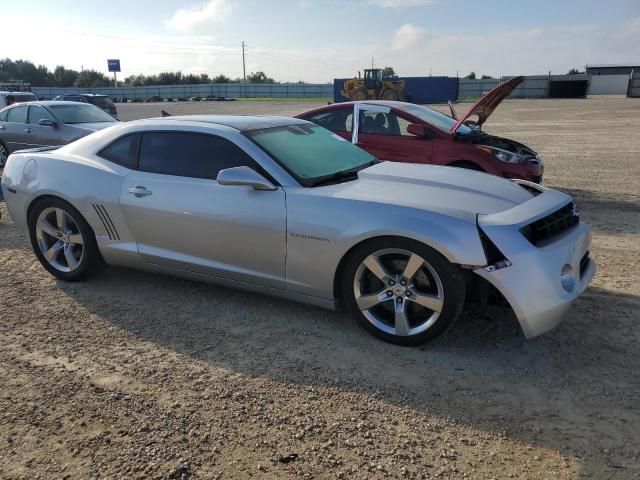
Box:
xmin=6 ymin=0 xmax=640 ymax=82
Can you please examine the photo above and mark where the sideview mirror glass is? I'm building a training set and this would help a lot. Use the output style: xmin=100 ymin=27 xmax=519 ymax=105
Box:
xmin=217 ymin=166 xmax=276 ymax=191
xmin=38 ymin=119 xmax=56 ymax=127
xmin=407 ymin=123 xmax=427 ymax=137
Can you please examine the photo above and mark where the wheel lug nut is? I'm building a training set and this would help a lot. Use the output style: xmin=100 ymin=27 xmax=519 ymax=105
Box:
xmin=388 ymin=280 xmax=395 ymax=286
xmin=386 ymin=290 xmax=393 ymax=296
xmin=400 ymin=280 xmax=406 ymax=286
xmin=397 ymin=297 xmax=403 ymax=303
xmin=406 ymin=291 xmax=411 ymax=296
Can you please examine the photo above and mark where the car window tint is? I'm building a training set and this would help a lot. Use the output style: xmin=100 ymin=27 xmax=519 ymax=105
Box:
xmin=6 ymin=105 xmax=27 ymax=123
xmin=98 ymin=134 xmax=140 ymax=169
xmin=28 ymin=106 xmax=53 ymax=125
xmin=139 ymin=132 xmax=256 ymax=180
xmin=306 ymin=109 xmax=353 ymax=133
xmin=359 ymin=110 xmax=405 ymax=136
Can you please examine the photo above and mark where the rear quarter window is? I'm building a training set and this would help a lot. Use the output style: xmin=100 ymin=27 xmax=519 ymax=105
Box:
xmin=98 ymin=134 xmax=140 ymax=169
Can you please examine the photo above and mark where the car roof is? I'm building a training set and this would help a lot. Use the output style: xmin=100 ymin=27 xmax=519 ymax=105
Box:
xmin=297 ymin=100 xmax=416 ymax=117
xmin=141 ymin=115 xmax=309 ymax=132
xmin=63 ymin=93 xmax=108 ymax=97
xmin=5 ymin=100 xmax=90 ymax=107
xmin=0 ymin=91 xmax=37 ymax=96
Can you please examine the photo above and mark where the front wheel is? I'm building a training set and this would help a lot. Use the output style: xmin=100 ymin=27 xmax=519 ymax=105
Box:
xmin=382 ymin=89 xmax=399 ymax=101
xmin=342 ymin=238 xmax=465 ymax=346
xmin=28 ymin=197 xmax=103 ymax=281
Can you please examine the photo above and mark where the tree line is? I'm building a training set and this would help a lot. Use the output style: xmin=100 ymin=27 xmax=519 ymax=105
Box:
xmin=0 ymin=58 xmax=281 ymax=87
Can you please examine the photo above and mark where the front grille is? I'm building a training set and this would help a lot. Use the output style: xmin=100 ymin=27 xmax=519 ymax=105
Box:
xmin=521 ymin=202 xmax=579 ymax=246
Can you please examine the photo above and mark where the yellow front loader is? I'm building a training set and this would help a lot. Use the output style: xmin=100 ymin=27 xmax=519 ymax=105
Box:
xmin=341 ymin=67 xmax=406 ymax=101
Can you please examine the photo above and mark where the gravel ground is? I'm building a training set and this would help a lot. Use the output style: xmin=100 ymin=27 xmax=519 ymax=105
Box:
xmin=1 ymin=97 xmax=639 ymax=479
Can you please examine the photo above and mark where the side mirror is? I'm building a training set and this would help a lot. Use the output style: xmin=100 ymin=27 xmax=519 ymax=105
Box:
xmin=407 ymin=123 xmax=428 ymax=137
xmin=217 ymin=166 xmax=276 ymax=191
xmin=38 ymin=119 xmax=56 ymax=127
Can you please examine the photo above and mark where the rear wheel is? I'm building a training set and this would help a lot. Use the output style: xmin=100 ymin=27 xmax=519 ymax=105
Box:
xmin=342 ymin=237 xmax=465 ymax=346
xmin=382 ymin=89 xmax=399 ymax=101
xmin=28 ymin=197 xmax=103 ymax=281
xmin=0 ymin=141 xmax=8 ymax=167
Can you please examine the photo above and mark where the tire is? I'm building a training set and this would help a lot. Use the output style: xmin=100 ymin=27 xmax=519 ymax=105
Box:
xmin=354 ymin=90 xmax=368 ymax=101
xmin=382 ymin=89 xmax=399 ymax=101
xmin=342 ymin=237 xmax=465 ymax=346
xmin=449 ymin=161 xmax=484 ymax=172
xmin=0 ymin=141 xmax=8 ymax=168
xmin=28 ymin=197 xmax=103 ymax=281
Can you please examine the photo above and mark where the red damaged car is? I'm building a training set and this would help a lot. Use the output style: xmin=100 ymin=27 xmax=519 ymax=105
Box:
xmin=296 ymin=76 xmax=543 ymax=183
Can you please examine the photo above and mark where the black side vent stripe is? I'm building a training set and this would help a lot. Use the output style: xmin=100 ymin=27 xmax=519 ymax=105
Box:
xmin=92 ymin=204 xmax=120 ymax=240
xmin=99 ymin=205 xmax=120 ymax=240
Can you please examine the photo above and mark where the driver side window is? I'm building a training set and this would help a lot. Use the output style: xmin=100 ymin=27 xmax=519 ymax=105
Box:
xmin=28 ymin=106 xmax=54 ymax=125
xmin=359 ymin=110 xmax=417 ymax=137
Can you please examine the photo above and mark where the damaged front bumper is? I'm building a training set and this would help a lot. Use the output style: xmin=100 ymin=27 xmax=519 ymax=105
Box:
xmin=475 ymin=189 xmax=596 ymax=338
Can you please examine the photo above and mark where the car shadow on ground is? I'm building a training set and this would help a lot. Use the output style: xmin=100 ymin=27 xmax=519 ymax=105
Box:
xmin=57 ymin=265 xmax=640 ymax=477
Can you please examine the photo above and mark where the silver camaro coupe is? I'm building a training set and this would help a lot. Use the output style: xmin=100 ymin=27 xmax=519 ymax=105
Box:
xmin=1 ymin=116 xmax=596 ymax=345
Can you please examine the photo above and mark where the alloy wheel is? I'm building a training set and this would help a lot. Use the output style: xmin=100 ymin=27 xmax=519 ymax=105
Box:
xmin=35 ymin=207 xmax=85 ymax=272
xmin=353 ymin=248 xmax=444 ymax=337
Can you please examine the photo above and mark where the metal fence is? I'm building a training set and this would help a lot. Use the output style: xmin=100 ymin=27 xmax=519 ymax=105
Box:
xmin=32 ymin=83 xmax=334 ymax=100
xmin=457 ymin=78 xmax=499 ymax=99
xmin=627 ymin=71 xmax=640 ymax=97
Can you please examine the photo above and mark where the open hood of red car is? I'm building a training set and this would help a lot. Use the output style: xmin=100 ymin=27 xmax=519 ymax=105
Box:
xmin=450 ymin=76 xmax=524 ymax=133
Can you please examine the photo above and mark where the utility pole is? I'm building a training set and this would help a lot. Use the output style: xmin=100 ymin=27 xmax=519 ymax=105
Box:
xmin=371 ymin=57 xmax=374 ymax=69
xmin=242 ymin=41 xmax=247 ymax=98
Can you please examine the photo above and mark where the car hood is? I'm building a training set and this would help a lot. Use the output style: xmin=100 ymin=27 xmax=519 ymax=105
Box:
xmin=450 ymin=76 xmax=524 ymax=133
xmin=69 ymin=122 xmax=117 ymax=132
xmin=324 ymin=162 xmax=534 ymax=223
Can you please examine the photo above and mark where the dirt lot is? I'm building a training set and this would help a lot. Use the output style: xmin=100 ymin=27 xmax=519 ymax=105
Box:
xmin=1 ymin=97 xmax=639 ymax=479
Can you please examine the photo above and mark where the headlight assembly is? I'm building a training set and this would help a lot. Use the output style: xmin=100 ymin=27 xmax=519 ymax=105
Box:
xmin=477 ymin=145 xmax=523 ymax=164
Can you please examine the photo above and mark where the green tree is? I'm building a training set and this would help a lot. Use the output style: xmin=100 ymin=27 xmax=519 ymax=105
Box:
xmin=480 ymin=74 xmax=493 ymax=79
xmin=567 ymin=68 xmax=580 ymax=75
xmin=75 ymin=69 xmax=112 ymax=88
xmin=213 ymin=74 xmax=231 ymax=83
xmin=54 ymin=66 xmax=79 ymax=87
xmin=247 ymin=71 xmax=275 ymax=83
xmin=464 ymin=72 xmax=476 ymax=80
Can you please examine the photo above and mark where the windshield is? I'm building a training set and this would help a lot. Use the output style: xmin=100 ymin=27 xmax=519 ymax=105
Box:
xmin=246 ymin=124 xmax=376 ymax=186
xmin=50 ymin=104 xmax=117 ymax=124
xmin=401 ymin=104 xmax=473 ymax=135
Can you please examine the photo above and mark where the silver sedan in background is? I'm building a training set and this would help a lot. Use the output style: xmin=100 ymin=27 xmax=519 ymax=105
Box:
xmin=1 ymin=115 xmax=595 ymax=345
xmin=0 ymin=101 xmax=118 ymax=166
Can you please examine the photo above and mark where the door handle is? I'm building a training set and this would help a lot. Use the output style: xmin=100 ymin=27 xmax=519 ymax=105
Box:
xmin=0 ymin=125 xmax=5 ymax=130
xmin=127 ymin=186 xmax=152 ymax=197
xmin=24 ymin=128 xmax=32 ymax=134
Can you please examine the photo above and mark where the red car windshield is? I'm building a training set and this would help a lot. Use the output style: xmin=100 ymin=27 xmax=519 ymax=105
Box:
xmin=401 ymin=104 xmax=473 ymax=135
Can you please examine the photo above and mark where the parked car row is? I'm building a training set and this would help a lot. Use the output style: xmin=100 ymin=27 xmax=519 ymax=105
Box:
xmin=0 ymin=93 xmax=595 ymax=345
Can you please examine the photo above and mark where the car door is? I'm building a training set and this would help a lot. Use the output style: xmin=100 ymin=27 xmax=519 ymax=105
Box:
xmin=119 ymin=130 xmax=287 ymax=289
xmin=25 ymin=105 xmax=65 ymax=148
xmin=353 ymin=105 xmax=434 ymax=164
xmin=0 ymin=105 xmax=30 ymax=152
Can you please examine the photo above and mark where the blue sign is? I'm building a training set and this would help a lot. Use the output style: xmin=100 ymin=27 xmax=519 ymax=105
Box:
xmin=107 ymin=59 xmax=121 ymax=73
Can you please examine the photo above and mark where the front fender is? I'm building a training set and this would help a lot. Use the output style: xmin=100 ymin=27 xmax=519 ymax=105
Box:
xmin=285 ymin=194 xmax=486 ymax=300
